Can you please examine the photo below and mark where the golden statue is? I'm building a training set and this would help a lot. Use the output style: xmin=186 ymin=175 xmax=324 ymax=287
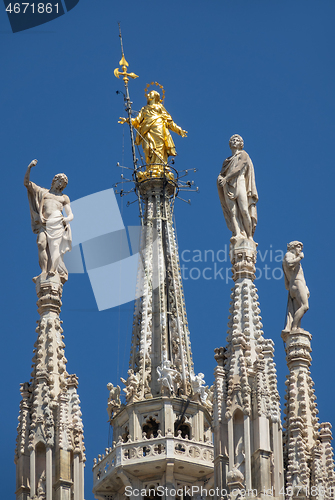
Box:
xmin=119 ymin=89 xmax=187 ymax=179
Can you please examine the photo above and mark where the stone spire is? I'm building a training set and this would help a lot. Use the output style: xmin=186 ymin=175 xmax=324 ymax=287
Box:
xmin=93 ymin=172 xmax=215 ymax=499
xmin=15 ymin=275 xmax=85 ymax=500
xmin=123 ymin=178 xmax=197 ymax=401
xmin=282 ymin=242 xmax=335 ymax=498
xmin=213 ymin=239 xmax=284 ymax=498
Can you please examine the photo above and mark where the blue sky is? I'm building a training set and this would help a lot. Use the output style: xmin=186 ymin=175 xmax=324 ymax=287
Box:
xmin=1 ymin=1 xmax=335 ymax=498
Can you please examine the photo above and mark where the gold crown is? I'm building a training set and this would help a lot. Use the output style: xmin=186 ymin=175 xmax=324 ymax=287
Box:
xmin=144 ymin=81 xmax=165 ymax=103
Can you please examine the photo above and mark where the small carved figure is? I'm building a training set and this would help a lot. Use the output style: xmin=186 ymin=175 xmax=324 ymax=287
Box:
xmin=217 ymin=135 xmax=258 ymax=241
xmin=119 ymin=90 xmax=187 ymax=167
xmin=24 ymin=160 xmax=73 ymax=282
xmin=106 ymin=382 xmax=121 ymax=419
xmin=282 ymin=241 xmax=310 ymax=330
xmin=33 ymin=470 xmax=46 ymax=500
xmin=235 ymin=436 xmax=245 ymax=468
xmin=191 ymin=372 xmax=208 ymax=404
xmin=157 ymin=359 xmax=178 ymax=394
xmin=120 ymin=369 xmax=140 ymax=401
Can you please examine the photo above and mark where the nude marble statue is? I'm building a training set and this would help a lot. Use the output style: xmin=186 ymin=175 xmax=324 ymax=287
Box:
xmin=24 ymin=159 xmax=73 ymax=282
xmin=282 ymin=241 xmax=310 ymax=330
xmin=217 ymin=135 xmax=258 ymax=241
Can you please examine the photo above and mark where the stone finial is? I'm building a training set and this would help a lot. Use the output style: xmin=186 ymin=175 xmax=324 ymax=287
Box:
xmin=214 ymin=347 xmax=226 ymax=366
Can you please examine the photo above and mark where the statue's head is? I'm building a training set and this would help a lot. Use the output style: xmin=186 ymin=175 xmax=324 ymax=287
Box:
xmin=229 ymin=134 xmax=244 ymax=151
xmin=51 ymin=173 xmax=68 ymax=191
xmin=287 ymin=241 xmax=303 ymax=253
xmin=147 ymin=90 xmax=161 ymax=104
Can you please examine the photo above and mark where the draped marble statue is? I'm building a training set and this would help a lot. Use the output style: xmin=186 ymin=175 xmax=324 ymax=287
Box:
xmin=282 ymin=241 xmax=310 ymax=331
xmin=119 ymin=90 xmax=187 ymax=167
xmin=217 ymin=134 xmax=258 ymax=241
xmin=24 ymin=159 xmax=73 ymax=282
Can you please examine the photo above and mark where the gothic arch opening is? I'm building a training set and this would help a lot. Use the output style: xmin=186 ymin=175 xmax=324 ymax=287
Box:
xmin=122 ymin=426 xmax=129 ymax=442
xmin=174 ymin=418 xmax=191 ymax=439
xmin=143 ymin=417 xmax=160 ymax=438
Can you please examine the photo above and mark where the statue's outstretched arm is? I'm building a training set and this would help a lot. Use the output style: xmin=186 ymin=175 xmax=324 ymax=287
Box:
xmin=24 ymin=159 xmax=38 ymax=188
xmin=167 ymin=120 xmax=187 ymax=137
xmin=118 ymin=109 xmax=143 ymax=129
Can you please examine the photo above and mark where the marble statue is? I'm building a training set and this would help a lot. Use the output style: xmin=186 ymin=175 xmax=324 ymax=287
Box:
xmin=282 ymin=241 xmax=310 ymax=330
xmin=191 ymin=372 xmax=208 ymax=404
xmin=120 ymin=369 xmax=140 ymax=401
xmin=217 ymin=134 xmax=258 ymax=241
xmin=157 ymin=359 xmax=178 ymax=394
xmin=33 ymin=471 xmax=46 ymax=500
xmin=24 ymin=160 xmax=73 ymax=282
xmin=119 ymin=90 xmax=187 ymax=166
xmin=106 ymin=383 xmax=121 ymax=419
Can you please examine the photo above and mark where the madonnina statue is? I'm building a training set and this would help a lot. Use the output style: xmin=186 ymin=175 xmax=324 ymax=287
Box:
xmin=282 ymin=241 xmax=310 ymax=331
xmin=24 ymin=159 xmax=73 ymax=282
xmin=217 ymin=134 xmax=258 ymax=241
xmin=119 ymin=90 xmax=187 ymax=166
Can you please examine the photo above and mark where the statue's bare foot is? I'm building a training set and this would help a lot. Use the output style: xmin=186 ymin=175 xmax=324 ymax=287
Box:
xmin=48 ymin=270 xmax=56 ymax=277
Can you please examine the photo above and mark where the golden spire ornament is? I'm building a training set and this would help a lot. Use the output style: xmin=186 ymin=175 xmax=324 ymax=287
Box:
xmin=114 ymin=24 xmax=139 ymax=173
xmin=114 ymin=53 xmax=138 ymax=83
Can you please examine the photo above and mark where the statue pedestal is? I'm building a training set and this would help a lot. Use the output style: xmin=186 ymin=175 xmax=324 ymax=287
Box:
xmin=230 ymin=238 xmax=257 ymax=282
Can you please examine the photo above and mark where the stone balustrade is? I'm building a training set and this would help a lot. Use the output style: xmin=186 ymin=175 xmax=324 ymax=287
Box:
xmin=92 ymin=434 xmax=214 ymax=486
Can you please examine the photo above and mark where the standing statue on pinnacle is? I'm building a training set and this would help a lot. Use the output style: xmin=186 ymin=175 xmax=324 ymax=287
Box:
xmin=217 ymin=134 xmax=258 ymax=241
xmin=119 ymin=89 xmax=187 ymax=170
xmin=24 ymin=159 xmax=73 ymax=283
xmin=282 ymin=241 xmax=310 ymax=330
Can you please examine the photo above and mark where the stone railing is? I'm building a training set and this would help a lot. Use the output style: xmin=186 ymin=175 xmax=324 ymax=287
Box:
xmin=93 ymin=434 xmax=214 ymax=486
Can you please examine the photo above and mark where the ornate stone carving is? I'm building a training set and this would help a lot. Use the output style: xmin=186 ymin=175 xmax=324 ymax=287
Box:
xmin=32 ymin=471 xmax=46 ymax=500
xmin=190 ymin=372 xmax=209 ymax=404
xmin=156 ymin=359 xmax=178 ymax=394
xmin=121 ymin=369 xmax=140 ymax=402
xmin=230 ymin=238 xmax=257 ymax=282
xmin=106 ymin=383 xmax=121 ymax=419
